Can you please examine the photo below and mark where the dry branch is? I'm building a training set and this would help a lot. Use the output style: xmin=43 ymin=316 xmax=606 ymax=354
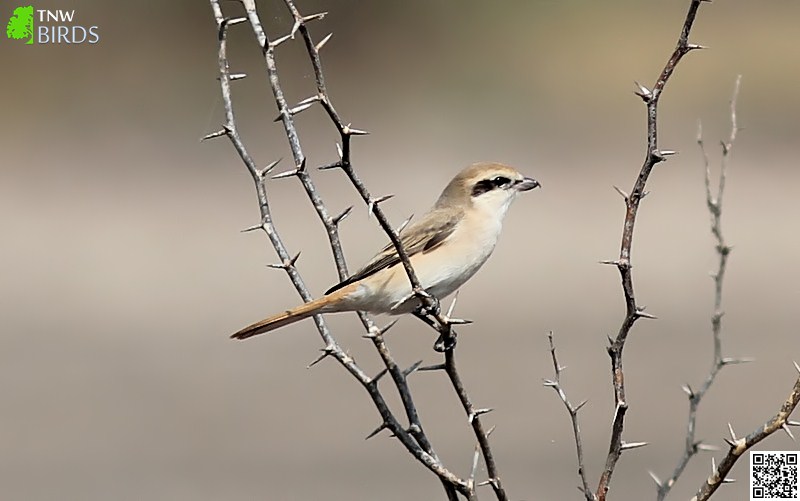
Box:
xmin=692 ymin=374 xmax=800 ymax=500
xmin=653 ymin=76 xmax=745 ymax=500
xmin=680 ymin=74 xmax=800 ymax=501
xmin=278 ymin=2 xmax=508 ymax=499
xmin=596 ymin=1 xmax=709 ymax=499
xmin=543 ymin=332 xmax=593 ymax=499
xmin=207 ymin=1 xmax=508 ymax=499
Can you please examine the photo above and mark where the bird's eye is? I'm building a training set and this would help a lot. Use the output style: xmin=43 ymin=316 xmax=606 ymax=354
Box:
xmin=492 ymin=176 xmax=511 ymax=187
xmin=471 ymin=176 xmax=513 ymax=197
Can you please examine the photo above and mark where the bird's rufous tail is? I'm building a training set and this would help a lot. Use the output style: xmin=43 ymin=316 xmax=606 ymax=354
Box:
xmin=231 ymin=296 xmax=333 ymax=340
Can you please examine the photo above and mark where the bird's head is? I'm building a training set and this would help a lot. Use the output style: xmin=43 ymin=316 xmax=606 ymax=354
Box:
xmin=436 ymin=162 xmax=540 ymax=218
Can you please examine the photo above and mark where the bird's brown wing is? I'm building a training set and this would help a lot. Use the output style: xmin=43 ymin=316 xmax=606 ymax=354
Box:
xmin=325 ymin=209 xmax=462 ymax=294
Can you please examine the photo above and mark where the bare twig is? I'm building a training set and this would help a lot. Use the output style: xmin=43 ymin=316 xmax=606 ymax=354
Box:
xmin=207 ymin=3 xmax=468 ymax=499
xmin=655 ymin=76 xmax=743 ymax=500
xmin=596 ymin=1 xmax=709 ymax=499
xmin=691 ymin=373 xmax=800 ymax=500
xmin=280 ymin=2 xmax=507 ymax=499
xmin=279 ymin=0 xmax=448 ymax=329
xmin=444 ymin=338 xmax=507 ymax=500
xmin=543 ymin=332 xmax=593 ymax=500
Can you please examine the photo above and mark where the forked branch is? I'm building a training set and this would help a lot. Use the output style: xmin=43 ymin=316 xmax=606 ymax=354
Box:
xmin=281 ymin=2 xmax=507 ymax=498
xmin=207 ymin=4 xmax=466 ymax=500
xmin=654 ymin=76 xmax=746 ymax=500
xmin=692 ymin=373 xmax=800 ymax=500
xmin=207 ymin=1 xmax=507 ymax=499
xmin=544 ymin=332 xmax=593 ymax=499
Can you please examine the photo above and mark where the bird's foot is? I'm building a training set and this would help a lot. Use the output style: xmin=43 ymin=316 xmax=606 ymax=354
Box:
xmin=413 ymin=288 xmax=441 ymax=317
xmin=433 ymin=332 xmax=457 ymax=353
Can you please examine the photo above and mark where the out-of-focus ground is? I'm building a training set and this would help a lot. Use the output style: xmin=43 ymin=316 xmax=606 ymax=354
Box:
xmin=2 ymin=1 xmax=799 ymax=499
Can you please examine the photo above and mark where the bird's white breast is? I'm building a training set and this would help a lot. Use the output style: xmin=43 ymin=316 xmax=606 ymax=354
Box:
xmin=350 ymin=208 xmax=506 ymax=314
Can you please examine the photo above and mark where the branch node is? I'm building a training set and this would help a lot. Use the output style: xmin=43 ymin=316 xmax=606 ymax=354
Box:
xmin=367 ymin=194 xmax=395 ymax=215
xmin=267 ymin=252 xmax=302 ymax=270
xmin=369 ymin=367 xmax=388 ymax=385
xmin=574 ymin=398 xmax=589 ymax=412
xmin=332 ymin=206 xmax=354 ymax=225
xmin=343 ymin=123 xmax=370 ymax=136
xmin=633 ymin=80 xmax=653 ymax=101
xmin=468 ymin=408 xmax=494 ymax=423
xmin=221 ymin=16 xmax=247 ymax=30
xmin=379 ymin=319 xmax=399 ymax=335
xmin=259 ymin=158 xmax=282 ymax=178
xmin=612 ymin=185 xmax=629 ymax=202
xmin=634 ymin=306 xmax=658 ymax=320
xmin=269 ymin=32 xmax=293 ymax=49
xmin=274 ymin=101 xmax=315 ymax=122
xmin=271 ymin=168 xmax=300 ymax=180
xmin=318 ymin=161 xmax=343 ymax=171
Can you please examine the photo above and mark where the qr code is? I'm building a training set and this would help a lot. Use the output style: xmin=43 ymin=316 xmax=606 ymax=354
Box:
xmin=751 ymin=451 xmax=799 ymax=500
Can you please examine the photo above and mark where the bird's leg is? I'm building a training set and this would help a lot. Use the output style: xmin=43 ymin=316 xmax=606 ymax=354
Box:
xmin=433 ymin=330 xmax=457 ymax=353
xmin=412 ymin=308 xmax=457 ymax=352
xmin=412 ymin=307 xmax=438 ymax=329
xmin=413 ymin=287 xmax=441 ymax=318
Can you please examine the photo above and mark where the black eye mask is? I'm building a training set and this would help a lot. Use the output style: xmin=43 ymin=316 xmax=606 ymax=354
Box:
xmin=471 ymin=176 xmax=512 ymax=197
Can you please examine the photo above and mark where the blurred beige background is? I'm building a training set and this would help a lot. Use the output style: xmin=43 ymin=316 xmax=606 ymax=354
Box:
xmin=2 ymin=0 xmax=799 ymax=499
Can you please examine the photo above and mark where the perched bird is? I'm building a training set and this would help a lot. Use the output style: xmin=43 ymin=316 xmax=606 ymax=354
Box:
xmin=232 ymin=162 xmax=540 ymax=340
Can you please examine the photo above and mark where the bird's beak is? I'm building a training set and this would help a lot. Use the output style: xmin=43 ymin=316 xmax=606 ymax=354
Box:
xmin=515 ymin=177 xmax=541 ymax=192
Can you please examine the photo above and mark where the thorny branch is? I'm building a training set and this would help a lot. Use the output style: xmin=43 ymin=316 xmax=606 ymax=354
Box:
xmin=596 ymin=1 xmax=709 ymax=499
xmin=685 ymin=77 xmax=800 ymax=501
xmin=652 ymin=76 xmax=746 ymax=500
xmin=543 ymin=332 xmax=593 ymax=499
xmin=207 ymin=1 xmax=506 ymax=499
xmin=692 ymin=373 xmax=800 ymax=501
xmin=274 ymin=2 xmax=507 ymax=499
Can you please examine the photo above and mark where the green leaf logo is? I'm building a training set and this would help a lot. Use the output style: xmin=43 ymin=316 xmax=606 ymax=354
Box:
xmin=7 ymin=5 xmax=34 ymax=44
